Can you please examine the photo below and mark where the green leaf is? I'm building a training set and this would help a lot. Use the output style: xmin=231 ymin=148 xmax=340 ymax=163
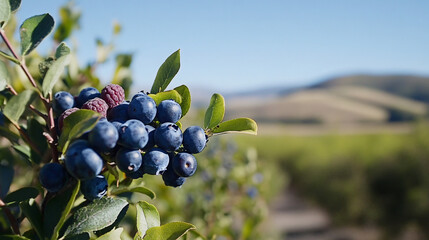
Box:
xmin=0 ymin=156 xmax=15 ymax=199
xmin=9 ymin=0 xmax=21 ymax=12
xmin=28 ymin=118 xmax=48 ymax=164
xmin=0 ymin=0 xmax=11 ymax=28
xmin=0 ymin=60 xmax=10 ymax=91
xmin=42 ymin=43 xmax=70 ymax=97
xmin=143 ymin=222 xmax=196 ymax=240
xmin=0 ymin=152 xmax=14 ymax=198
xmin=135 ymin=201 xmax=160 ymax=238
xmin=95 ymin=228 xmax=123 ymax=240
xmin=150 ymin=49 xmax=180 ymax=94
xmin=111 ymin=186 xmax=155 ymax=199
xmin=44 ymin=181 xmax=80 ymax=240
xmin=58 ymin=109 xmax=100 ymax=152
xmin=4 ymin=187 xmax=39 ymax=205
xmin=204 ymin=93 xmax=225 ymax=129
xmin=20 ymin=14 xmax=55 ymax=56
xmin=0 ymin=126 xmax=20 ymax=144
xmin=20 ymin=198 xmax=43 ymax=240
xmin=55 ymin=42 xmax=71 ymax=59
xmin=63 ymin=197 xmax=129 ymax=238
xmin=3 ymin=89 xmax=37 ymax=124
xmin=173 ymin=85 xmax=191 ymax=117
xmin=148 ymin=90 xmax=182 ymax=106
xmin=212 ymin=118 xmax=258 ymax=135
xmin=12 ymin=145 xmax=31 ymax=163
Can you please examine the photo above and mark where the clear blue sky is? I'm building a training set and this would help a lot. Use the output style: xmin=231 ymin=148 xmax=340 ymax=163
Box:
xmin=17 ymin=0 xmax=429 ymax=94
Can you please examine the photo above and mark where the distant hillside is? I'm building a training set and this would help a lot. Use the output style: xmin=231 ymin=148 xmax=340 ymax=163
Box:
xmin=225 ymin=74 xmax=429 ymax=126
xmin=310 ymin=74 xmax=429 ymax=104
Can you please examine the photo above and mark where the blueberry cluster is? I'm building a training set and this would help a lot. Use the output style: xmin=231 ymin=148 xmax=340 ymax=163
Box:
xmin=39 ymin=84 xmax=207 ymax=200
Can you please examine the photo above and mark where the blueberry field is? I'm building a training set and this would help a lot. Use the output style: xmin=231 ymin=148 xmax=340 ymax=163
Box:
xmin=235 ymin=122 xmax=429 ymax=239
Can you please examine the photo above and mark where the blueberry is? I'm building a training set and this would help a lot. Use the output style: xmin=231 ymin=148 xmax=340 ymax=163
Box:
xmin=111 ymin=121 xmax=122 ymax=131
xmin=131 ymin=92 xmax=146 ymax=101
xmin=183 ymin=126 xmax=207 ymax=154
xmin=39 ymin=163 xmax=68 ymax=192
xmin=142 ymin=125 xmax=155 ymax=151
xmin=128 ymin=95 xmax=157 ymax=124
xmin=157 ymin=100 xmax=182 ymax=123
xmin=127 ymin=165 xmax=144 ymax=179
xmin=162 ymin=164 xmax=186 ymax=188
xmin=154 ymin=122 xmax=182 ymax=152
xmin=53 ymin=91 xmax=75 ymax=114
xmin=118 ymin=119 xmax=148 ymax=149
xmin=116 ymin=148 xmax=142 ymax=174
xmin=107 ymin=102 xmax=129 ymax=123
xmin=246 ymin=187 xmax=258 ymax=199
xmin=142 ymin=148 xmax=169 ymax=175
xmin=64 ymin=140 xmax=104 ymax=180
xmin=80 ymin=175 xmax=108 ymax=200
xmin=88 ymin=120 xmax=119 ymax=153
xmin=172 ymin=153 xmax=197 ymax=177
xmin=77 ymin=87 xmax=100 ymax=107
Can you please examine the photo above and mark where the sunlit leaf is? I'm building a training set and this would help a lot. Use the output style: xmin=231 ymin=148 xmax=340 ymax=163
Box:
xmin=3 ymin=89 xmax=37 ymax=124
xmin=63 ymin=197 xmax=129 ymax=238
xmin=150 ymin=49 xmax=180 ymax=94
xmin=143 ymin=222 xmax=195 ymax=240
xmin=135 ymin=201 xmax=160 ymax=238
xmin=212 ymin=118 xmax=257 ymax=135
xmin=174 ymin=85 xmax=191 ymax=117
xmin=204 ymin=93 xmax=225 ymax=129
xmin=20 ymin=14 xmax=54 ymax=55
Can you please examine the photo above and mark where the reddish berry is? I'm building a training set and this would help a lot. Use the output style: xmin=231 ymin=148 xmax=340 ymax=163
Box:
xmin=82 ymin=97 xmax=109 ymax=117
xmin=59 ymin=107 xmax=79 ymax=130
xmin=101 ymin=84 xmax=125 ymax=108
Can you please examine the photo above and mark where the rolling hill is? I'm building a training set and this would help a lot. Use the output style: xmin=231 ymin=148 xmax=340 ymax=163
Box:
xmin=225 ymin=74 xmax=429 ymax=128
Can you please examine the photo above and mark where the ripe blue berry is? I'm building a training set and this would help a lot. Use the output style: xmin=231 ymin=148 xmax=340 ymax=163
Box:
xmin=77 ymin=87 xmax=100 ymax=107
xmin=39 ymin=163 xmax=68 ymax=192
xmin=127 ymin=165 xmax=144 ymax=179
xmin=132 ymin=92 xmax=146 ymax=101
xmin=183 ymin=126 xmax=207 ymax=154
xmin=88 ymin=120 xmax=119 ymax=153
xmin=107 ymin=102 xmax=129 ymax=123
xmin=157 ymin=100 xmax=182 ymax=123
xmin=118 ymin=119 xmax=148 ymax=149
xmin=142 ymin=125 xmax=155 ymax=151
xmin=154 ymin=122 xmax=182 ymax=152
xmin=65 ymin=140 xmax=103 ymax=180
xmin=128 ymin=95 xmax=157 ymax=124
xmin=116 ymin=148 xmax=142 ymax=174
xmin=172 ymin=153 xmax=197 ymax=177
xmin=80 ymin=175 xmax=108 ymax=200
xmin=142 ymin=148 xmax=169 ymax=175
xmin=162 ymin=165 xmax=186 ymax=188
xmin=53 ymin=91 xmax=75 ymax=114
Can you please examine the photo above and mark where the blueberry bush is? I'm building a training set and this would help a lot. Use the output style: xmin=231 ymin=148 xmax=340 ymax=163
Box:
xmin=0 ymin=1 xmax=259 ymax=239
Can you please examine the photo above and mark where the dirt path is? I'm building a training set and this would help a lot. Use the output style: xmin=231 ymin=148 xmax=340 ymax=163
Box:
xmin=266 ymin=189 xmax=380 ymax=240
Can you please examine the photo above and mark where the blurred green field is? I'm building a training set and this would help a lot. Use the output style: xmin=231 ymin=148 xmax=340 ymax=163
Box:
xmin=234 ymin=122 xmax=429 ymax=238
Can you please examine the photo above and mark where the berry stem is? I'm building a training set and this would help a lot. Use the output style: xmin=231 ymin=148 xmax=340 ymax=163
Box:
xmin=0 ymin=49 xmax=19 ymax=64
xmin=0 ymin=29 xmax=39 ymax=90
xmin=1 ymin=30 xmax=59 ymax=163
xmin=0 ymin=198 xmax=20 ymax=235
